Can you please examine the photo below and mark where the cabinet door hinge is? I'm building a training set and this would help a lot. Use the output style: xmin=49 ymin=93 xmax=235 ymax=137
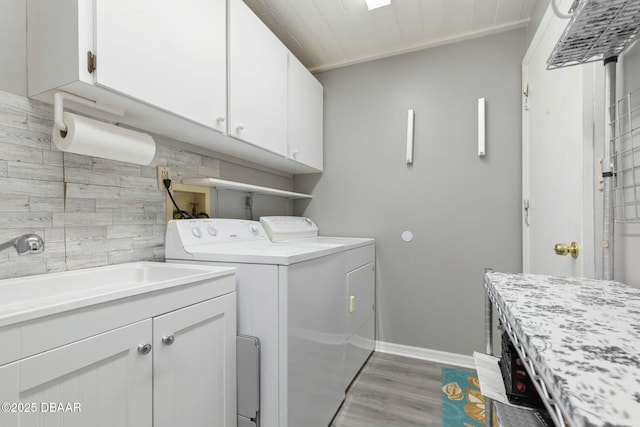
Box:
xmin=523 ymin=84 xmax=529 ymax=111
xmin=87 ymin=51 xmax=97 ymax=74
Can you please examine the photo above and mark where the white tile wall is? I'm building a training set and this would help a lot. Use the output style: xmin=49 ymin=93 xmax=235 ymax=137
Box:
xmin=0 ymin=90 xmax=221 ymax=279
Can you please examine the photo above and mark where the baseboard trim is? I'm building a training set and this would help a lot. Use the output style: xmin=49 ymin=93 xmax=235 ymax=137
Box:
xmin=375 ymin=341 xmax=476 ymax=370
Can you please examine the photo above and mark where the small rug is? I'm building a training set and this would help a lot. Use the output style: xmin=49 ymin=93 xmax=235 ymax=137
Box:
xmin=441 ymin=367 xmax=490 ymax=427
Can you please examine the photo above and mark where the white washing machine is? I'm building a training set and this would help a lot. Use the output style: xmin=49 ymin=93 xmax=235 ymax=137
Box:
xmin=165 ymin=218 xmax=375 ymax=427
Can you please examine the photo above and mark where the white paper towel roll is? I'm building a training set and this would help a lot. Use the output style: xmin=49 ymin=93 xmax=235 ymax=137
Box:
xmin=52 ymin=112 xmax=156 ymax=165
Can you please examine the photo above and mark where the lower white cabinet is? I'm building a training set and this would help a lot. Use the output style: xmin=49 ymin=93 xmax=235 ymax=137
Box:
xmin=154 ymin=295 xmax=236 ymax=427
xmin=0 ymin=320 xmax=153 ymax=426
xmin=0 ymin=277 xmax=236 ymax=427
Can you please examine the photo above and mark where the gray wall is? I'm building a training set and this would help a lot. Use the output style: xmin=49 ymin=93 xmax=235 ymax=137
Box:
xmin=295 ymin=29 xmax=526 ymax=355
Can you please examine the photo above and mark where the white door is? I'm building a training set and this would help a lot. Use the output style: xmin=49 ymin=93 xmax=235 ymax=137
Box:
xmin=0 ymin=320 xmax=152 ymax=426
xmin=523 ymin=5 xmax=597 ymax=278
xmin=228 ymin=0 xmax=288 ymax=156
xmin=94 ymin=0 xmax=227 ymax=131
xmin=289 ymin=54 xmax=324 ymax=171
xmin=153 ymin=294 xmax=236 ymax=427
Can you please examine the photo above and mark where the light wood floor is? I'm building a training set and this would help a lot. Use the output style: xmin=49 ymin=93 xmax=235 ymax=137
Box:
xmin=331 ymin=352 xmax=450 ymax=427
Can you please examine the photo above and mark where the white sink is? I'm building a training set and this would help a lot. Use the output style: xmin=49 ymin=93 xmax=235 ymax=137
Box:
xmin=0 ymin=262 xmax=235 ymax=327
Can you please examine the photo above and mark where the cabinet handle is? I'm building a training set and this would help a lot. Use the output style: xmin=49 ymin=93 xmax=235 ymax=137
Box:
xmin=216 ymin=115 xmax=226 ymax=122
xmin=137 ymin=343 xmax=152 ymax=355
xmin=292 ymin=150 xmax=299 ymax=158
xmin=236 ymin=124 xmax=245 ymax=132
xmin=162 ymin=335 xmax=175 ymax=346
xmin=349 ymin=296 xmax=356 ymax=313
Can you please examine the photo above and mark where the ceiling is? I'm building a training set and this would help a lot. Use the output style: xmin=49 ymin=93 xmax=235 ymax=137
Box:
xmin=244 ymin=0 xmax=542 ymax=72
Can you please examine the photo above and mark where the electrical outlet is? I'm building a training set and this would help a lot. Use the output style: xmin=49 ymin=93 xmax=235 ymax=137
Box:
xmin=157 ymin=166 xmax=171 ymax=188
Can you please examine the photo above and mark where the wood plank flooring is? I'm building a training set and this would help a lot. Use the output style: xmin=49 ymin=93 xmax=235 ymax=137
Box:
xmin=331 ymin=352 xmax=454 ymax=427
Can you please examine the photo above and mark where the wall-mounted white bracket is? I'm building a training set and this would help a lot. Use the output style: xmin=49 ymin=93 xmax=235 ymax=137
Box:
xmin=53 ymin=92 xmax=125 ymax=133
xmin=478 ymin=98 xmax=486 ymax=157
xmin=406 ymin=109 xmax=415 ymax=164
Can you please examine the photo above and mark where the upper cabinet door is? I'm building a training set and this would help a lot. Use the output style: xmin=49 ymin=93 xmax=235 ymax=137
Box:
xmin=289 ymin=54 xmax=324 ymax=171
xmin=94 ymin=0 xmax=226 ymax=132
xmin=228 ymin=0 xmax=288 ymax=157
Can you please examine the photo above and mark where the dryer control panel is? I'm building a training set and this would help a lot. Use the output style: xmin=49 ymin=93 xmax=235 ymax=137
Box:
xmin=259 ymin=216 xmax=319 ymax=242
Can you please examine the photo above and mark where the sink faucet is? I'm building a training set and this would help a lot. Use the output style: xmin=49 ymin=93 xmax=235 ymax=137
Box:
xmin=0 ymin=234 xmax=45 ymax=255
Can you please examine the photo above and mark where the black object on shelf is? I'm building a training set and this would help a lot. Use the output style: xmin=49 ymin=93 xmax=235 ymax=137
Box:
xmin=499 ymin=332 xmax=544 ymax=409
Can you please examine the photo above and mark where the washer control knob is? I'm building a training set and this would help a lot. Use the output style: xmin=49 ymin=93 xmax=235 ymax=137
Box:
xmin=248 ymin=224 xmax=259 ymax=235
xmin=191 ymin=227 xmax=202 ymax=238
xmin=207 ymin=226 xmax=217 ymax=236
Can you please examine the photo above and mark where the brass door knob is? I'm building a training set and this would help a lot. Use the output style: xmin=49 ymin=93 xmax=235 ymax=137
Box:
xmin=554 ymin=242 xmax=579 ymax=258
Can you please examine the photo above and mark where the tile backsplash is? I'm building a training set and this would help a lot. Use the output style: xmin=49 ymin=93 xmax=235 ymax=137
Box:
xmin=0 ymin=90 xmax=221 ymax=279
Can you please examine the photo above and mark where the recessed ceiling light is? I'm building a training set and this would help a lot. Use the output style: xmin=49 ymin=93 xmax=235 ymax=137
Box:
xmin=366 ymin=0 xmax=391 ymax=11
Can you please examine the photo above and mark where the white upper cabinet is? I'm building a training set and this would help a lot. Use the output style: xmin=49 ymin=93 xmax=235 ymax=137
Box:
xmin=94 ymin=0 xmax=227 ymax=131
xmin=27 ymin=0 xmax=226 ymax=133
xmin=289 ymin=54 xmax=324 ymax=172
xmin=228 ymin=0 xmax=288 ymax=157
xmin=27 ymin=0 xmax=323 ymax=174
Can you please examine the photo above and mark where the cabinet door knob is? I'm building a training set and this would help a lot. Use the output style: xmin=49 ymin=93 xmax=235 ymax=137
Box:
xmin=292 ymin=150 xmax=299 ymax=158
xmin=137 ymin=343 xmax=152 ymax=355
xmin=236 ymin=124 xmax=245 ymax=132
xmin=162 ymin=335 xmax=175 ymax=346
xmin=216 ymin=115 xmax=226 ymax=122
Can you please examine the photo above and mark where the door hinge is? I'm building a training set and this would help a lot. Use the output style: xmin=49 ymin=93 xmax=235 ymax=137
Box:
xmin=523 ymin=199 xmax=530 ymax=226
xmin=523 ymin=84 xmax=529 ymax=111
xmin=597 ymin=157 xmax=605 ymax=191
xmin=87 ymin=51 xmax=97 ymax=74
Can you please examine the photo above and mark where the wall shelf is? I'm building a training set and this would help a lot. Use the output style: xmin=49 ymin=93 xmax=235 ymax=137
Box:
xmin=548 ymin=0 xmax=640 ymax=69
xmin=182 ymin=178 xmax=313 ymax=199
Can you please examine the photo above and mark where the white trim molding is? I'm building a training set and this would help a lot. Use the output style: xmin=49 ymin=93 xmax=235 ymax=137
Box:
xmin=375 ymin=341 xmax=476 ymax=370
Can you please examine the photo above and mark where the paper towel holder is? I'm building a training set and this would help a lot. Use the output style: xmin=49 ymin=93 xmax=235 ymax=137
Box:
xmin=52 ymin=91 xmax=156 ymax=166
xmin=53 ymin=91 xmax=125 ymax=136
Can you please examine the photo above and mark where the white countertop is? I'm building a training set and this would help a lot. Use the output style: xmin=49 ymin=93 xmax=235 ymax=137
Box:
xmin=0 ymin=262 xmax=235 ymax=328
xmin=485 ymin=272 xmax=640 ymax=427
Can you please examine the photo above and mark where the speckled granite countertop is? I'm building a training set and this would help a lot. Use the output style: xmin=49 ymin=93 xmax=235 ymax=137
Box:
xmin=485 ymin=272 xmax=640 ymax=427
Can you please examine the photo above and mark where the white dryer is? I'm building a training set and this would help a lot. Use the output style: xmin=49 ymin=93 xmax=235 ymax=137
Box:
xmin=260 ymin=216 xmax=378 ymax=388
xmin=165 ymin=218 xmax=375 ymax=427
